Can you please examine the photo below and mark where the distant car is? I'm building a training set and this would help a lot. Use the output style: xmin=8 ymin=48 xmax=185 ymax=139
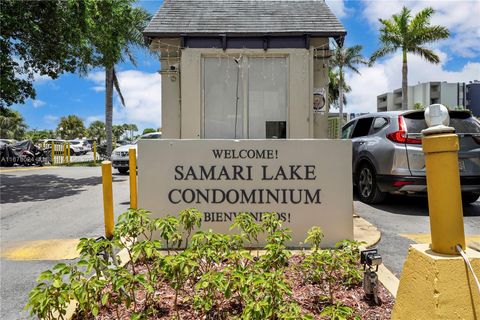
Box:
xmin=342 ymin=110 xmax=480 ymax=205
xmin=115 ymin=140 xmax=132 ymax=146
xmin=39 ymin=139 xmax=66 ymax=155
xmin=111 ymin=132 xmax=162 ymax=173
xmin=68 ymin=140 xmax=89 ymax=155
xmin=0 ymin=139 xmax=17 ymax=145
xmin=40 ymin=139 xmax=84 ymax=156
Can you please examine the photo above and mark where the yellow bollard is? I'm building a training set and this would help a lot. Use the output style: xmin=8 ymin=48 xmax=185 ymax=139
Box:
xmin=129 ymin=148 xmax=137 ymax=209
xmin=50 ymin=141 xmax=55 ymax=165
xmin=93 ymin=141 xmax=97 ymax=164
xmin=422 ymin=133 xmax=465 ymax=254
xmin=67 ymin=142 xmax=71 ymax=163
xmin=63 ymin=144 xmax=67 ymax=164
xmin=393 ymin=104 xmax=477 ymax=319
xmin=101 ymin=161 xmax=115 ymax=239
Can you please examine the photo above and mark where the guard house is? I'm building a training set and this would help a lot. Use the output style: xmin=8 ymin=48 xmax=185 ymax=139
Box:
xmin=144 ymin=0 xmax=346 ymax=139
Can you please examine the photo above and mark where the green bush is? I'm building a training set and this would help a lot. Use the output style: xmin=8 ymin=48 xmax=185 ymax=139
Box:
xmin=25 ymin=209 xmax=362 ymax=320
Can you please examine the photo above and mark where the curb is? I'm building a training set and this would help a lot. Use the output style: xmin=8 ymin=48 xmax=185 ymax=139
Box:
xmin=354 ymin=215 xmax=399 ymax=297
xmin=353 ymin=215 xmax=381 ymax=248
xmin=377 ymin=264 xmax=399 ymax=297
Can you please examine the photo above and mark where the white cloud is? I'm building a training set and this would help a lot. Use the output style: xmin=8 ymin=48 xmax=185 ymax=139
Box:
xmin=344 ymin=50 xmax=480 ymax=113
xmin=361 ymin=0 xmax=480 ymax=58
xmin=32 ymin=99 xmax=46 ymax=108
xmin=86 ymin=115 xmax=103 ymax=125
xmin=87 ymin=70 xmax=162 ymax=128
xmin=325 ymin=0 xmax=348 ymax=19
xmin=43 ymin=115 xmax=59 ymax=124
xmin=91 ymin=86 xmax=105 ymax=92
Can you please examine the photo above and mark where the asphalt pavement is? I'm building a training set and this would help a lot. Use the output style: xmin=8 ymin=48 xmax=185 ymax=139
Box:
xmin=0 ymin=166 xmax=130 ymax=319
xmin=354 ymin=193 xmax=480 ymax=277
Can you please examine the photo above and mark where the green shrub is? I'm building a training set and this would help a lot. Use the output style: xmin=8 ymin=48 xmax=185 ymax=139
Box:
xmin=25 ymin=208 xmax=364 ymax=319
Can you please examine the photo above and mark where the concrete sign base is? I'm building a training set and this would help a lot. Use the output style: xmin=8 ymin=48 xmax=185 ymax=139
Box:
xmin=393 ymin=244 xmax=480 ymax=319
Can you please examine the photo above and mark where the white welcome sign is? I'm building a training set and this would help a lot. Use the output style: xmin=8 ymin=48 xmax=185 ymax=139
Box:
xmin=138 ymin=139 xmax=353 ymax=247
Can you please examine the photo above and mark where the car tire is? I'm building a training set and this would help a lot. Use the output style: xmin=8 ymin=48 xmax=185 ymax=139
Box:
xmin=356 ymin=162 xmax=386 ymax=204
xmin=462 ymin=192 xmax=479 ymax=205
xmin=118 ymin=168 xmax=129 ymax=174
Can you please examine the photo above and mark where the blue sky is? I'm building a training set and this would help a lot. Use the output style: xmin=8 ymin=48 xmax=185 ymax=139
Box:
xmin=12 ymin=0 xmax=480 ymax=132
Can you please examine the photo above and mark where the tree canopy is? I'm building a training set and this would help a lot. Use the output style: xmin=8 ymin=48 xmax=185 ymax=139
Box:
xmin=57 ymin=115 xmax=85 ymax=140
xmin=370 ymin=7 xmax=449 ymax=108
xmin=0 ymin=108 xmax=28 ymax=139
xmin=330 ymin=44 xmax=367 ymax=137
xmin=87 ymin=120 xmax=106 ymax=143
xmin=0 ymin=0 xmax=93 ymax=107
xmin=142 ymin=128 xmax=156 ymax=135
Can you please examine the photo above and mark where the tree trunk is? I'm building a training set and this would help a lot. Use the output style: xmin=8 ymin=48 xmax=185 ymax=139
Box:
xmin=337 ymin=67 xmax=344 ymax=139
xmin=402 ymin=50 xmax=408 ymax=110
xmin=105 ymin=67 xmax=114 ymax=158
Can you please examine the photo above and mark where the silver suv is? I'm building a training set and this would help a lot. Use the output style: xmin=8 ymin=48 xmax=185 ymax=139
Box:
xmin=342 ymin=110 xmax=480 ymax=204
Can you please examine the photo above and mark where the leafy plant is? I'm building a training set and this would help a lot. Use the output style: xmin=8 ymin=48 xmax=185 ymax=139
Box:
xmin=305 ymin=226 xmax=324 ymax=251
xmin=154 ymin=215 xmax=182 ymax=253
xmin=162 ymin=252 xmax=198 ymax=318
xmin=230 ymin=212 xmax=263 ymax=247
xmin=26 ymin=209 xmax=367 ymax=320
xmin=320 ymin=303 xmax=360 ymax=320
xmin=179 ymin=208 xmax=202 ymax=247
xmin=25 ymin=263 xmax=74 ymax=320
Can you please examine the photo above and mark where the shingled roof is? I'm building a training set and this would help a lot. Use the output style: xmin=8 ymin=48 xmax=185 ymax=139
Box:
xmin=144 ymin=0 xmax=346 ymax=37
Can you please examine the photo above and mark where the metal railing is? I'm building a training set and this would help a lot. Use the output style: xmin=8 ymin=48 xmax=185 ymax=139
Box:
xmin=41 ymin=141 xmax=98 ymax=165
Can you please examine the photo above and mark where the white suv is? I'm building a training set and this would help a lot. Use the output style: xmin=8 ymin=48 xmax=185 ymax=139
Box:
xmin=111 ymin=132 xmax=161 ymax=173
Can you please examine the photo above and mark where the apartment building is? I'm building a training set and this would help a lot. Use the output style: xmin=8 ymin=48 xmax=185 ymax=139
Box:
xmin=377 ymin=81 xmax=470 ymax=112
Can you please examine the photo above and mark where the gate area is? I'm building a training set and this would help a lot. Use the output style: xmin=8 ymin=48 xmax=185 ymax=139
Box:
xmin=41 ymin=141 xmax=97 ymax=165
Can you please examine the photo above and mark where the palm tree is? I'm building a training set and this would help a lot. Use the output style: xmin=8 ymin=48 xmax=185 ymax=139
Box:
xmin=87 ymin=120 xmax=106 ymax=144
xmin=370 ymin=7 xmax=449 ymax=109
xmin=328 ymin=69 xmax=351 ymax=108
xmin=112 ymin=124 xmax=125 ymax=142
xmin=88 ymin=1 xmax=150 ymax=157
xmin=330 ymin=44 xmax=368 ymax=138
xmin=57 ymin=115 xmax=85 ymax=140
xmin=0 ymin=108 xmax=27 ymax=139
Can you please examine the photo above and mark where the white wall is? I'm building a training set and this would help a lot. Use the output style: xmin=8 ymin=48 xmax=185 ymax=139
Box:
xmin=152 ymin=39 xmax=330 ymax=139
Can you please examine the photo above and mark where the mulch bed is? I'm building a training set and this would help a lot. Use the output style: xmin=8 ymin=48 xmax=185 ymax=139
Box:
xmin=90 ymin=254 xmax=394 ymax=320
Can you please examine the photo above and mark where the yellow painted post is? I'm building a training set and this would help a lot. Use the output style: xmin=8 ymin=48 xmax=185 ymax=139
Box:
xmin=67 ymin=142 xmax=71 ymax=164
xmin=63 ymin=143 xmax=67 ymax=164
xmin=422 ymin=133 xmax=465 ymax=254
xmin=129 ymin=148 xmax=137 ymax=209
xmin=101 ymin=161 xmax=114 ymax=239
xmin=93 ymin=141 xmax=97 ymax=164
xmin=50 ymin=141 xmax=55 ymax=165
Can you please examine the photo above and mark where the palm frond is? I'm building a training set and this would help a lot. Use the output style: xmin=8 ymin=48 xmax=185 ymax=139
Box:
xmin=410 ymin=25 xmax=450 ymax=45
xmin=408 ymin=7 xmax=434 ymax=34
xmin=112 ymin=67 xmax=126 ymax=107
xmin=411 ymin=46 xmax=441 ymax=64
xmin=370 ymin=46 xmax=397 ymax=64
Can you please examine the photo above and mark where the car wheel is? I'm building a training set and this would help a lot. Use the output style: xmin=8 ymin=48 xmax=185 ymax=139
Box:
xmin=356 ymin=162 xmax=386 ymax=204
xmin=462 ymin=192 xmax=479 ymax=205
xmin=118 ymin=168 xmax=129 ymax=174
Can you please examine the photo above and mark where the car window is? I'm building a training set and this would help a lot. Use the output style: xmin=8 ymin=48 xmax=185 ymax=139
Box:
xmin=143 ymin=134 xmax=161 ymax=139
xmin=371 ymin=117 xmax=389 ymax=134
xmin=404 ymin=113 xmax=480 ymax=134
xmin=341 ymin=121 xmax=356 ymax=139
xmin=351 ymin=118 xmax=374 ymax=138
